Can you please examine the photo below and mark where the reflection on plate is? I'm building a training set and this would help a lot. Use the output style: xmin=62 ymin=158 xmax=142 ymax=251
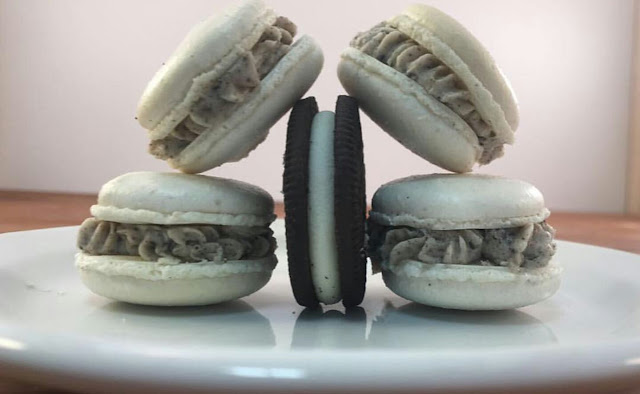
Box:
xmin=2 ymin=221 xmax=640 ymax=393
xmin=83 ymin=300 xmax=275 ymax=348
xmin=369 ymin=301 xmax=557 ymax=349
xmin=291 ymin=307 xmax=367 ymax=349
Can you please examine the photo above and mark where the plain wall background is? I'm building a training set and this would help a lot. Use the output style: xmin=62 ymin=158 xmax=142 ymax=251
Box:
xmin=0 ymin=0 xmax=634 ymax=212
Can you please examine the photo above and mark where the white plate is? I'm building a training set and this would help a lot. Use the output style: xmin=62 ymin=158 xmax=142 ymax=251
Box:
xmin=1 ymin=220 xmax=640 ymax=393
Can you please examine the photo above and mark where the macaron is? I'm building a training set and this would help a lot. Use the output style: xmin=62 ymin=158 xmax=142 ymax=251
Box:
xmin=76 ymin=172 xmax=277 ymax=306
xmin=283 ymin=96 xmax=367 ymax=308
xmin=137 ymin=0 xmax=324 ymax=173
xmin=367 ymin=174 xmax=561 ymax=310
xmin=338 ymin=4 xmax=518 ymax=173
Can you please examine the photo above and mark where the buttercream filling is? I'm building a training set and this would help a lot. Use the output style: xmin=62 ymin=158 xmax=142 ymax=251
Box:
xmin=77 ymin=218 xmax=276 ymax=263
xmin=367 ymin=220 xmax=556 ymax=273
xmin=149 ymin=16 xmax=297 ymax=160
xmin=351 ymin=23 xmax=503 ymax=164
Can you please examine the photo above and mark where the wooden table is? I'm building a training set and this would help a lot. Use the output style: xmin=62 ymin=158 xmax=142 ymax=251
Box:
xmin=1 ymin=190 xmax=640 ymax=394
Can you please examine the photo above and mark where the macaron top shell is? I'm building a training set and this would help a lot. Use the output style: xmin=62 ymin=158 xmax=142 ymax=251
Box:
xmin=370 ymin=174 xmax=549 ymax=230
xmin=91 ymin=172 xmax=275 ymax=226
xmin=136 ymin=0 xmax=273 ymax=136
xmin=390 ymin=4 xmax=519 ymax=138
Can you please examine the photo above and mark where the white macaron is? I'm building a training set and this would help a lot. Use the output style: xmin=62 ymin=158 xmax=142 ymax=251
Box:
xmin=76 ymin=172 xmax=277 ymax=306
xmin=137 ymin=0 xmax=323 ymax=173
xmin=368 ymin=174 xmax=561 ymax=310
xmin=338 ymin=4 xmax=518 ymax=173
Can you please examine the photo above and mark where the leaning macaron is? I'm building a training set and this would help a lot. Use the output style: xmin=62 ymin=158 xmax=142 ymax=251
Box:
xmin=338 ymin=4 xmax=518 ymax=173
xmin=137 ymin=0 xmax=323 ymax=173
xmin=367 ymin=174 xmax=561 ymax=310
xmin=76 ymin=172 xmax=277 ymax=306
xmin=283 ymin=96 xmax=367 ymax=308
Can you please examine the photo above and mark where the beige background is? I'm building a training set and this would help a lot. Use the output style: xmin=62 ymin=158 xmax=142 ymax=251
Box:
xmin=0 ymin=0 xmax=634 ymax=212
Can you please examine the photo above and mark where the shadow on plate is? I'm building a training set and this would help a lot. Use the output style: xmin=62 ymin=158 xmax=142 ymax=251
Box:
xmin=78 ymin=300 xmax=276 ymax=347
xmin=368 ymin=301 xmax=558 ymax=349
xmin=291 ymin=307 xmax=367 ymax=349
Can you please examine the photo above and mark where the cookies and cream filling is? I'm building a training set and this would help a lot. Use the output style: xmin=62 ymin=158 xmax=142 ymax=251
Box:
xmin=149 ymin=16 xmax=297 ymax=160
xmin=367 ymin=220 xmax=556 ymax=272
xmin=307 ymin=111 xmax=342 ymax=304
xmin=351 ymin=23 xmax=503 ymax=164
xmin=77 ymin=218 xmax=276 ymax=264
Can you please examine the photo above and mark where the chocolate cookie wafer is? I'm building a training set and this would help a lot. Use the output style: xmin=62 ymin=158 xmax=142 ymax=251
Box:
xmin=334 ymin=96 xmax=366 ymax=307
xmin=283 ymin=97 xmax=319 ymax=307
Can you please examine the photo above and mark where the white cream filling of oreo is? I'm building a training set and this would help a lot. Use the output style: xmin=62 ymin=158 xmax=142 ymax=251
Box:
xmin=308 ymin=111 xmax=341 ymax=304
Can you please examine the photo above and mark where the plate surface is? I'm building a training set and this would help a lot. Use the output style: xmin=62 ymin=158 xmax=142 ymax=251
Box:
xmin=1 ymin=220 xmax=640 ymax=393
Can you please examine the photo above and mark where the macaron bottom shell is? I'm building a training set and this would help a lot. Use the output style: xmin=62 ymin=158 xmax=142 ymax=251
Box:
xmin=76 ymin=253 xmax=277 ymax=307
xmin=382 ymin=260 xmax=563 ymax=311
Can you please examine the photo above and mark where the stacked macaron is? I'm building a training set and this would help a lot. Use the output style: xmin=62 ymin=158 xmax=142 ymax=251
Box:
xmin=75 ymin=0 xmax=323 ymax=306
xmin=338 ymin=4 xmax=561 ymax=310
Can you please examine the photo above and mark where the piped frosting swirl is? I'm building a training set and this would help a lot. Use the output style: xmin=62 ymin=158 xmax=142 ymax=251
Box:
xmin=78 ymin=218 xmax=276 ymax=263
xmin=368 ymin=220 xmax=556 ymax=273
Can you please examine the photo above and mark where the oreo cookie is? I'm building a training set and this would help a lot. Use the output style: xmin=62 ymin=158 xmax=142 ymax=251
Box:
xmin=283 ymin=95 xmax=367 ymax=308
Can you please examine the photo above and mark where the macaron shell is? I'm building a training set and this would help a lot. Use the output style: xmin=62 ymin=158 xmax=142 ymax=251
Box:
xmin=338 ymin=47 xmax=480 ymax=173
xmin=370 ymin=174 xmax=549 ymax=230
xmin=394 ymin=4 xmax=519 ymax=134
xmin=91 ymin=206 xmax=274 ymax=227
xmin=93 ymin=172 xmax=275 ymax=226
xmin=383 ymin=259 xmax=562 ymax=310
xmin=170 ymin=35 xmax=324 ymax=173
xmin=137 ymin=0 xmax=273 ymax=134
xmin=76 ymin=253 xmax=276 ymax=306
